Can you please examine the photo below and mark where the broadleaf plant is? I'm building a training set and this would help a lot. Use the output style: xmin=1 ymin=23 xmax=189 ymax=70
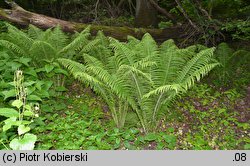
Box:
xmin=0 ymin=70 xmax=39 ymax=150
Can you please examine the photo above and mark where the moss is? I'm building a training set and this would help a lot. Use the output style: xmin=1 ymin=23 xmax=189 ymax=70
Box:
xmin=74 ymin=22 xmax=164 ymax=41
xmin=0 ymin=9 xmax=9 ymax=17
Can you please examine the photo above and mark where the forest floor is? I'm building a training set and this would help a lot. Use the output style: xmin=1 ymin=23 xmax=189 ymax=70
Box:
xmin=33 ymin=80 xmax=250 ymax=150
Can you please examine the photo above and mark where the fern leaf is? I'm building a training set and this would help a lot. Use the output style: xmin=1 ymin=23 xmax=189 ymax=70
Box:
xmin=28 ymin=24 xmax=44 ymax=40
xmin=47 ymin=26 xmax=69 ymax=51
xmin=58 ymin=58 xmax=87 ymax=74
xmin=176 ymin=48 xmax=215 ymax=84
xmin=182 ymin=62 xmax=219 ymax=90
xmin=59 ymin=26 xmax=90 ymax=54
xmin=143 ymin=84 xmax=182 ymax=99
xmin=29 ymin=41 xmax=57 ymax=64
xmin=79 ymin=39 xmax=100 ymax=54
xmin=0 ymin=40 xmax=26 ymax=56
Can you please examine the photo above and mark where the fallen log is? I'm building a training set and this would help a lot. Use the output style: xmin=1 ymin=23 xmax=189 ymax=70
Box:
xmin=0 ymin=2 xmax=184 ymax=42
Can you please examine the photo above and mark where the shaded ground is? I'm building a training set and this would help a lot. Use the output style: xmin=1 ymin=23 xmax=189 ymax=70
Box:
xmin=234 ymin=85 xmax=250 ymax=122
xmin=33 ymin=82 xmax=250 ymax=150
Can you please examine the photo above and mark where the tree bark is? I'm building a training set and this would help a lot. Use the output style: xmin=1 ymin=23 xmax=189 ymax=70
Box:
xmin=0 ymin=3 xmax=183 ymax=42
xmin=135 ymin=0 xmax=158 ymax=27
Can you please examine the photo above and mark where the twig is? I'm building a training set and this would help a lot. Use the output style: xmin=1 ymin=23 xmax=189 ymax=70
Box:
xmin=118 ymin=0 xmax=126 ymax=9
xmin=193 ymin=0 xmax=212 ymax=20
xmin=104 ymin=0 xmax=116 ymax=17
xmin=128 ymin=0 xmax=136 ymax=16
xmin=4 ymin=0 xmax=24 ymax=11
xmin=148 ymin=0 xmax=176 ymax=23
xmin=175 ymin=0 xmax=200 ymax=31
xmin=94 ymin=0 xmax=100 ymax=21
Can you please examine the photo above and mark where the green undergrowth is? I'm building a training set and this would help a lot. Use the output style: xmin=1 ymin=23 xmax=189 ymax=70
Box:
xmin=32 ymin=83 xmax=249 ymax=150
xmin=33 ymin=92 xmax=177 ymax=150
xmin=164 ymin=83 xmax=249 ymax=150
xmin=0 ymin=23 xmax=249 ymax=150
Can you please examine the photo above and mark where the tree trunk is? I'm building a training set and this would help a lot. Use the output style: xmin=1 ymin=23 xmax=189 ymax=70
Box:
xmin=0 ymin=3 xmax=183 ymax=42
xmin=135 ymin=0 xmax=158 ymax=27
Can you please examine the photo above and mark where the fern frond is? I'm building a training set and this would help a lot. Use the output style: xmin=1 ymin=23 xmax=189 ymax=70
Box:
xmin=186 ymin=44 xmax=208 ymax=53
xmin=39 ymin=28 xmax=53 ymax=41
xmin=47 ymin=26 xmax=69 ymax=51
xmin=143 ymin=84 xmax=182 ymax=98
xmin=29 ymin=41 xmax=57 ymax=63
xmin=79 ymin=38 xmax=100 ymax=54
xmin=95 ymin=31 xmax=109 ymax=46
xmin=214 ymin=43 xmax=234 ymax=68
xmin=181 ymin=62 xmax=219 ymax=90
xmin=132 ymin=57 xmax=156 ymax=69
xmin=109 ymin=37 xmax=136 ymax=66
xmin=58 ymin=58 xmax=110 ymax=101
xmin=127 ymin=35 xmax=140 ymax=48
xmin=0 ymin=40 xmax=26 ymax=56
xmin=160 ymin=39 xmax=178 ymax=51
xmin=59 ymin=26 xmax=90 ymax=54
xmin=176 ymin=48 xmax=215 ymax=84
xmin=28 ymin=24 xmax=44 ymax=40
xmin=118 ymin=64 xmax=152 ymax=82
xmin=6 ymin=25 xmax=33 ymax=52
xmin=57 ymin=58 xmax=87 ymax=74
xmin=136 ymin=33 xmax=158 ymax=59
xmin=152 ymin=48 xmax=185 ymax=87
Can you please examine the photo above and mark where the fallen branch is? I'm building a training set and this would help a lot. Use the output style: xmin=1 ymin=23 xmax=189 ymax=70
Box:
xmin=0 ymin=2 xmax=183 ymax=41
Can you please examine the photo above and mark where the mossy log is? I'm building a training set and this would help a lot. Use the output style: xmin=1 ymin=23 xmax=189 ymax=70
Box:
xmin=0 ymin=3 xmax=184 ymax=41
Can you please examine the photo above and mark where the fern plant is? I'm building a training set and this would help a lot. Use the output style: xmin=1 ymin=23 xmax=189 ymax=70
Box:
xmin=118 ymin=35 xmax=218 ymax=131
xmin=0 ymin=23 xmax=100 ymax=95
xmin=0 ymin=23 xmax=93 ymax=66
xmin=211 ymin=42 xmax=250 ymax=86
xmin=59 ymin=32 xmax=219 ymax=132
xmin=58 ymin=31 xmax=135 ymax=128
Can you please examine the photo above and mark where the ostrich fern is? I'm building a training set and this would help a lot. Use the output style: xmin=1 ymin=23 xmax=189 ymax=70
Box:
xmin=59 ymin=32 xmax=219 ymax=132
xmin=0 ymin=23 xmax=98 ymax=96
xmin=0 ymin=23 xmax=92 ymax=66
xmin=211 ymin=42 xmax=250 ymax=86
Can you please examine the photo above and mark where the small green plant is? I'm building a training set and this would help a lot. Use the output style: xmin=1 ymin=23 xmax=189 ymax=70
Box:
xmin=0 ymin=51 xmax=54 ymax=100
xmin=0 ymin=70 xmax=39 ymax=150
xmin=222 ymin=20 xmax=250 ymax=41
xmin=211 ymin=42 xmax=250 ymax=86
xmin=158 ymin=21 xmax=173 ymax=29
